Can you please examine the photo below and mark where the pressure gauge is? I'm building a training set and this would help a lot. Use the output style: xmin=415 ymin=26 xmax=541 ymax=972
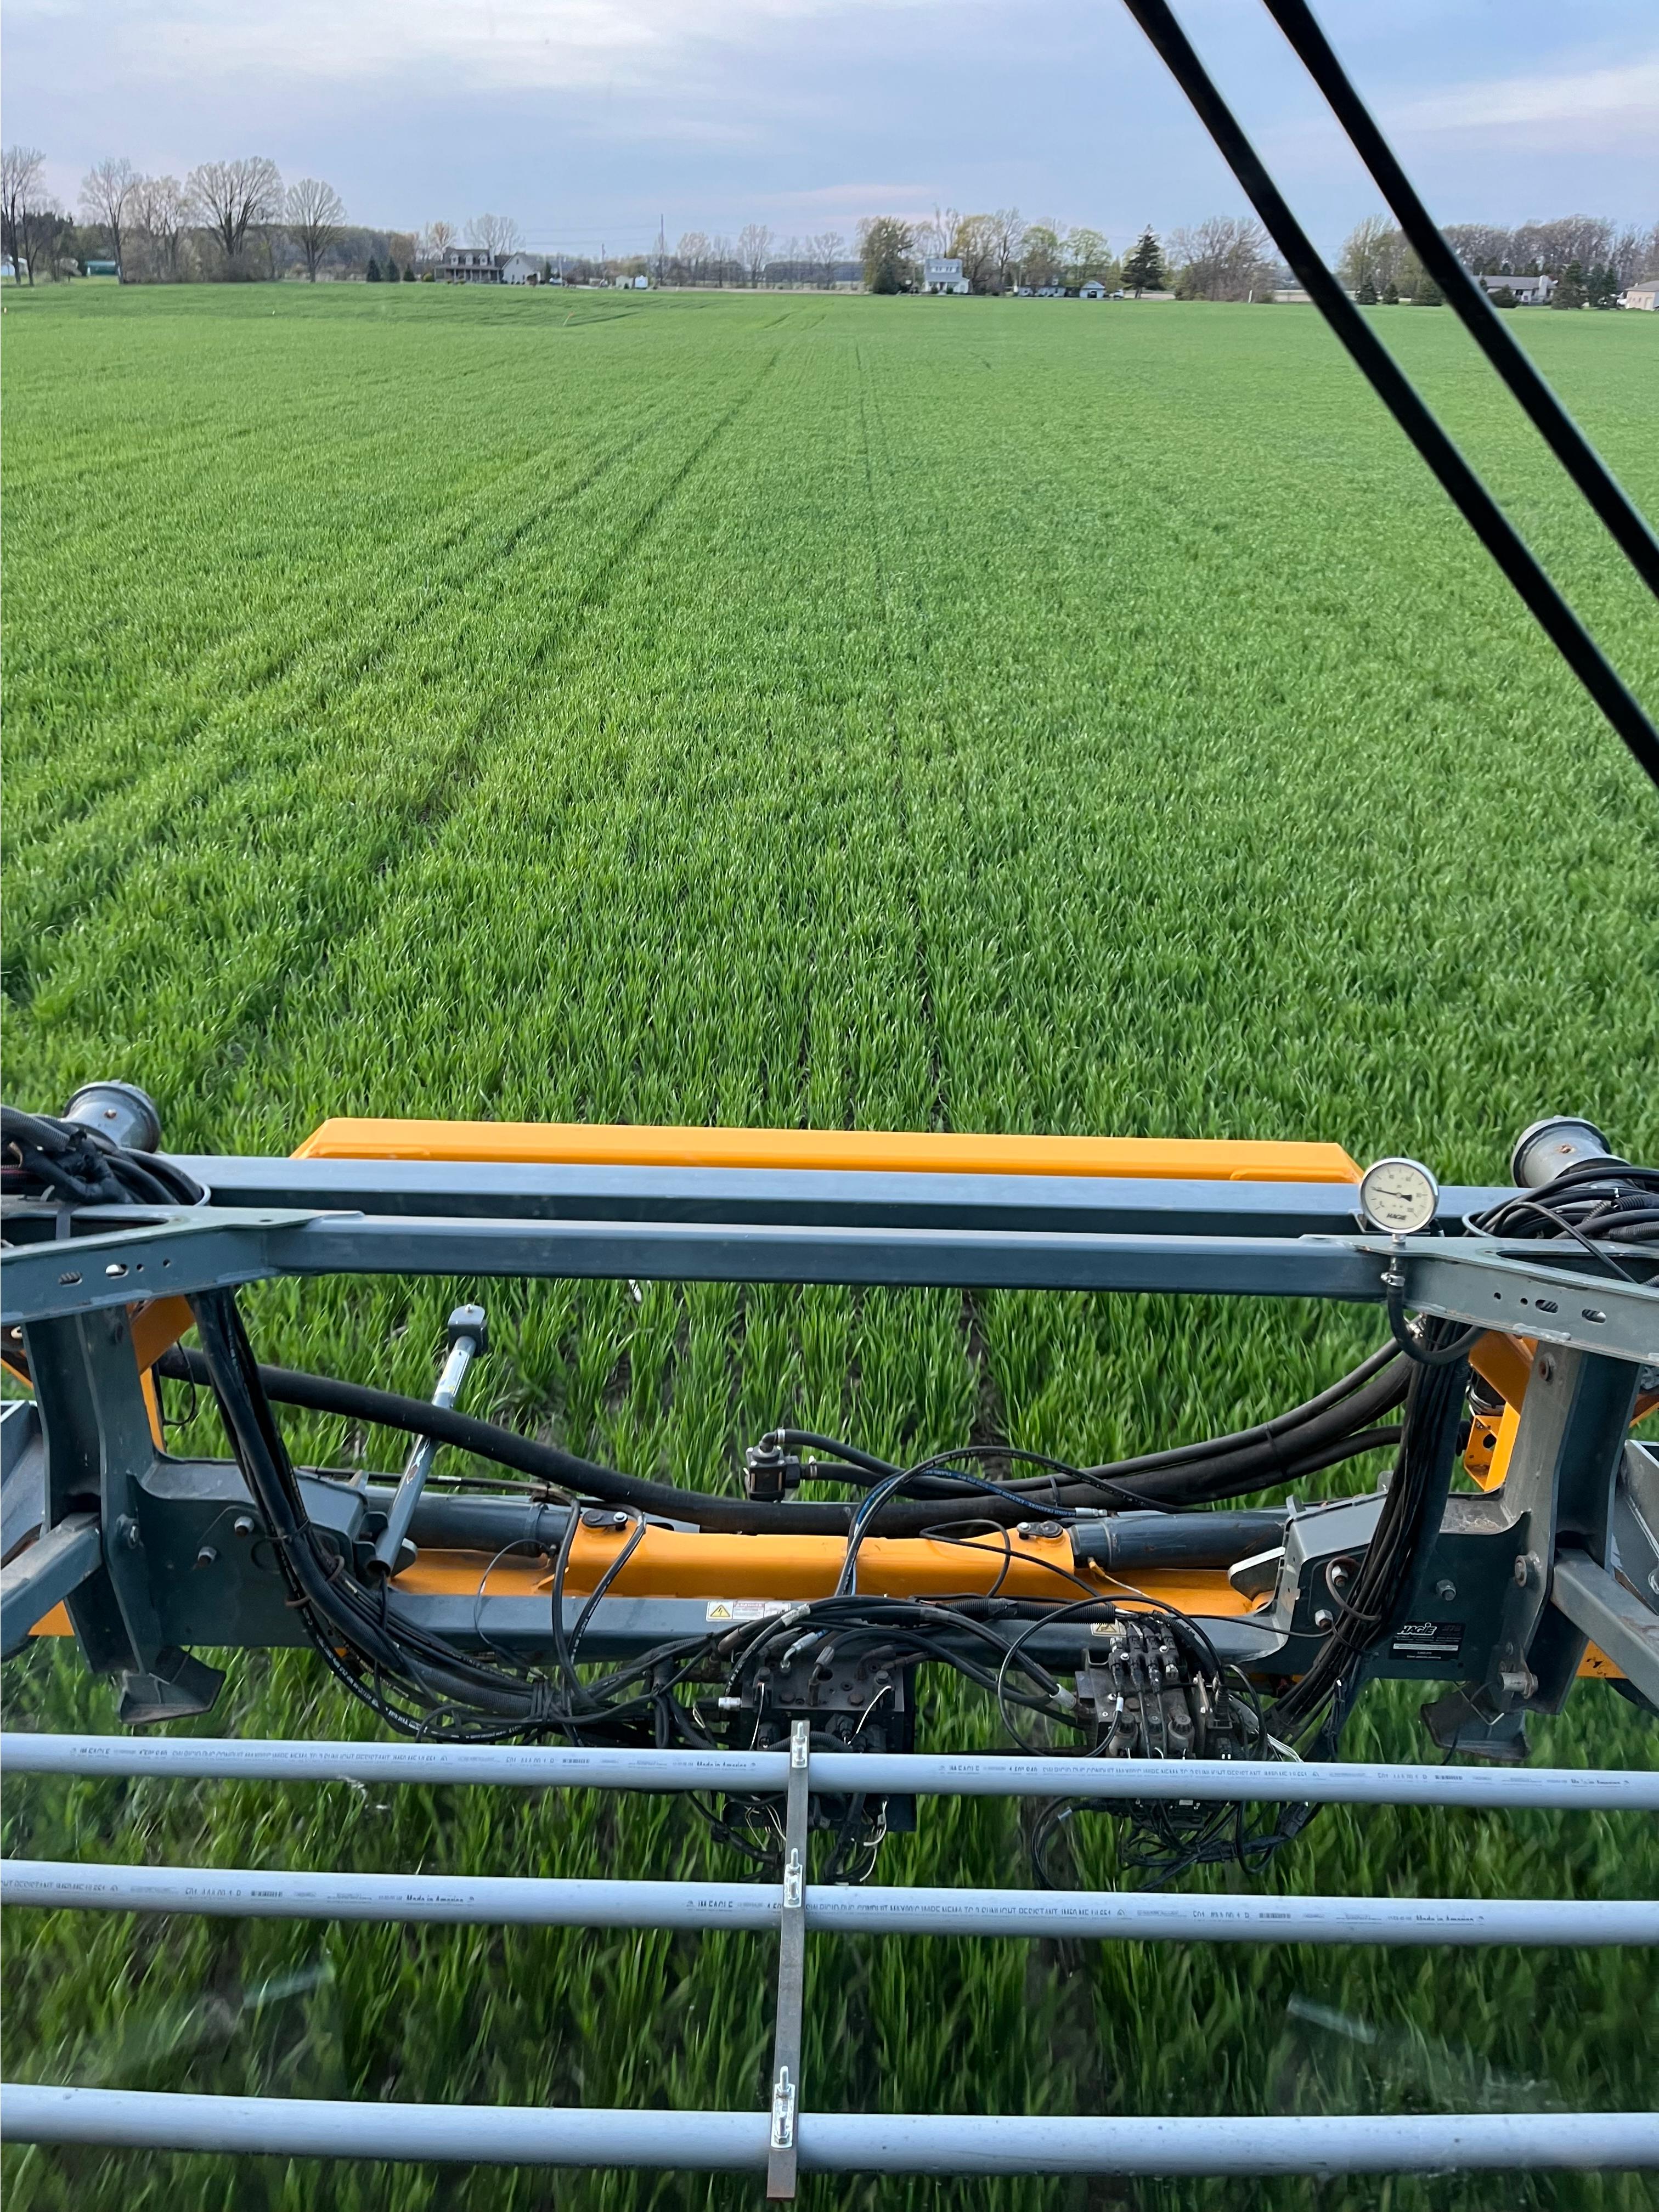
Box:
xmin=1358 ymin=1156 xmax=1440 ymax=1237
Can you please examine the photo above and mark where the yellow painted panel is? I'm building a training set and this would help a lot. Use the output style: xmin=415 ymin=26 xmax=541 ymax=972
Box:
xmin=295 ymin=1118 xmax=1361 ymax=1184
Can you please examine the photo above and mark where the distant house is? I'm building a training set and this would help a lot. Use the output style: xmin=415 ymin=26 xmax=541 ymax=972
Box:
xmin=1476 ymin=271 xmax=1554 ymax=305
xmin=500 ymin=253 xmax=541 ymax=285
xmin=1079 ymin=280 xmax=1108 ymax=300
xmin=922 ymin=256 xmax=969 ymax=296
xmin=442 ymin=247 xmax=501 ymax=284
xmin=1618 ymin=281 xmax=1658 ymax=311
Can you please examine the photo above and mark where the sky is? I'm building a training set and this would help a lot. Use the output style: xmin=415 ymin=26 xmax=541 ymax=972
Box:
xmin=4 ymin=0 xmax=1656 ymax=259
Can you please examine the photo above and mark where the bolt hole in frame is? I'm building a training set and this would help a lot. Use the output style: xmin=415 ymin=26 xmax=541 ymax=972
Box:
xmin=7 ymin=0 xmax=1659 ymax=2185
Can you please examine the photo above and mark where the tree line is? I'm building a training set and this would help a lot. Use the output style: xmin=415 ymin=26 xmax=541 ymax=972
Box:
xmin=1339 ymin=213 xmax=1659 ymax=307
xmin=854 ymin=212 xmax=1288 ymax=300
xmin=0 ymin=148 xmax=424 ymax=284
xmin=7 ymin=144 xmax=1654 ymax=309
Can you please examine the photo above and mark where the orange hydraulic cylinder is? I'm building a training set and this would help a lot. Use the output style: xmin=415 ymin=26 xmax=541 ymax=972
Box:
xmin=393 ymin=1523 xmax=1264 ymax=1616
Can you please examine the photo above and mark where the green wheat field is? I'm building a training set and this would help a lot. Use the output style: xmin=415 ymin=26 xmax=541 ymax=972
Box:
xmin=2 ymin=283 xmax=1657 ymax=2211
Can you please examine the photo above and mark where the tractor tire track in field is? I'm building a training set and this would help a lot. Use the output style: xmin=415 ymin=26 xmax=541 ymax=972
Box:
xmin=853 ymin=347 xmax=1023 ymax=1489
xmin=1 ymin=375 xmax=714 ymax=1020
xmin=216 ymin=344 xmax=793 ymax=1100
xmin=13 ymin=347 xmax=791 ymax=1118
xmin=855 ymin=346 xmax=949 ymax=1135
xmin=4 ymin=390 xmax=686 ymax=877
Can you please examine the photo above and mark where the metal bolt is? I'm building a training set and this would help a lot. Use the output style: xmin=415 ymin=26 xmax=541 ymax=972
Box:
xmin=1536 ymin=1354 xmax=1555 ymax=1385
xmin=1434 ymin=1578 xmax=1457 ymax=1603
xmin=113 ymin=1515 xmax=141 ymax=1553
xmin=1498 ymin=1664 xmax=1537 ymax=1701
xmin=1513 ymin=1551 xmax=1542 ymax=1589
xmin=194 ymin=1543 xmax=219 ymax=1570
xmin=233 ymin=1514 xmax=256 ymax=1538
xmin=1312 ymin=1607 xmax=1335 ymax=1633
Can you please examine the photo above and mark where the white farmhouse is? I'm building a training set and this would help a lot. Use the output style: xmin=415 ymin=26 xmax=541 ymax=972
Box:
xmin=442 ymin=247 xmax=500 ymax=284
xmin=922 ymin=256 xmax=969 ymax=295
xmin=500 ymin=253 xmax=543 ymax=285
xmin=1618 ymin=281 xmax=1658 ymax=311
xmin=1475 ymin=271 xmax=1555 ymax=304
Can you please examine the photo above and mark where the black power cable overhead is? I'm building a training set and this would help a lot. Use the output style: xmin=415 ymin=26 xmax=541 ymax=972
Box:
xmin=1260 ymin=0 xmax=1659 ymax=603
xmin=1119 ymin=0 xmax=1659 ymax=794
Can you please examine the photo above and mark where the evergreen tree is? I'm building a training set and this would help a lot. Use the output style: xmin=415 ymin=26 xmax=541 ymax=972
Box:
xmin=1489 ymin=286 xmax=1518 ymax=309
xmin=1356 ymin=276 xmax=1377 ymax=306
xmin=1122 ymin=227 xmax=1166 ymax=297
xmin=858 ymin=216 xmax=915 ymax=294
xmin=1551 ymin=262 xmax=1586 ymax=309
xmin=1381 ymin=276 xmax=1400 ymax=304
xmin=386 ymin=257 xmax=399 ymax=283
xmin=365 ymin=256 xmax=381 ymax=283
xmin=403 ymin=263 xmax=416 ymax=281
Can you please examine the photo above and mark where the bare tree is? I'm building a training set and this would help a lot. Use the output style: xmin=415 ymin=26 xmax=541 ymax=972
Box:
xmin=913 ymin=206 xmax=960 ymax=259
xmin=810 ymin=229 xmax=844 ymax=288
xmin=709 ymin=233 xmax=734 ymax=285
xmin=1509 ymin=215 xmax=1609 ymax=276
xmin=421 ymin=219 xmax=456 ymax=269
xmin=188 ymin=157 xmax=283 ymax=272
xmin=1170 ymin=215 xmax=1277 ymax=300
xmin=1440 ymin=222 xmax=1512 ymax=274
xmin=1338 ymin=215 xmax=1407 ymax=297
xmin=79 ymin=156 xmax=138 ymax=275
xmin=2 ymin=145 xmax=46 ymax=284
xmin=675 ymin=230 xmax=710 ymax=284
xmin=949 ymin=214 xmax=1000 ymax=293
xmin=287 ymin=177 xmax=346 ymax=281
xmin=130 ymin=173 xmax=191 ymax=281
xmin=466 ymin=212 xmax=522 ymax=259
xmin=986 ymin=207 xmax=1025 ymax=294
xmin=738 ymin=222 xmax=772 ymax=288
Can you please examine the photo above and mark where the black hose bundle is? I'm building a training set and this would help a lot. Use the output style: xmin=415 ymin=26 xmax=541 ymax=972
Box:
xmin=157 ymin=1340 xmax=1407 ymax=1533
xmin=0 ymin=1105 xmax=205 ymax=1209
xmin=1471 ymin=1156 xmax=1659 ymax=1257
xmin=1271 ymin=1324 xmax=1469 ymax=1742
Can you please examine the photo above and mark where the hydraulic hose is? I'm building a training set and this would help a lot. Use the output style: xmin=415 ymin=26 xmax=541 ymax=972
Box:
xmin=159 ymin=1343 xmax=1403 ymax=1535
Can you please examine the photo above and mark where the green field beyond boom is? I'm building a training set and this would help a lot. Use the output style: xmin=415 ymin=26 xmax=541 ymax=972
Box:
xmin=2 ymin=284 xmax=1657 ymax=2210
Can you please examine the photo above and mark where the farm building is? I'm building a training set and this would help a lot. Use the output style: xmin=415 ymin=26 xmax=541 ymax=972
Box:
xmin=1619 ymin=281 xmax=1658 ymax=311
xmin=1079 ymin=280 xmax=1108 ymax=299
xmin=922 ymin=256 xmax=969 ymax=295
xmin=500 ymin=253 xmax=543 ymax=285
xmin=1475 ymin=272 xmax=1555 ymax=304
xmin=441 ymin=247 xmax=501 ymax=283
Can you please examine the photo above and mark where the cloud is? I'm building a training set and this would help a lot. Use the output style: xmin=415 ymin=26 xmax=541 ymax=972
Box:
xmin=1389 ymin=55 xmax=1659 ymax=149
xmin=7 ymin=0 xmax=955 ymax=99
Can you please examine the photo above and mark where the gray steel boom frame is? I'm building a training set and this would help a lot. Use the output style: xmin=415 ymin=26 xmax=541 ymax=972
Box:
xmin=3 ymin=1152 xmax=1657 ymax=2185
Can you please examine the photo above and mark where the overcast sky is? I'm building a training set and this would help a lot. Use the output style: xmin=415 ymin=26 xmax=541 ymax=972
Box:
xmin=5 ymin=0 xmax=1656 ymax=257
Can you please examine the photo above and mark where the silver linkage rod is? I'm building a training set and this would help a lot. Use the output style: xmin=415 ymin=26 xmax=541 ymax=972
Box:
xmin=6 ymin=1733 xmax=1657 ymax=1810
xmin=3 ymin=2086 xmax=1656 ymax=2174
xmin=4 ymin=1860 xmax=1654 ymax=1947
xmin=766 ymin=1718 xmax=810 ymax=2199
xmin=368 ymin=1304 xmax=486 ymax=1579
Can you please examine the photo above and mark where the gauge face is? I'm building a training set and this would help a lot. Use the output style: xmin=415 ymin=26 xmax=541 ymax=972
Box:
xmin=1359 ymin=1156 xmax=1440 ymax=1235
